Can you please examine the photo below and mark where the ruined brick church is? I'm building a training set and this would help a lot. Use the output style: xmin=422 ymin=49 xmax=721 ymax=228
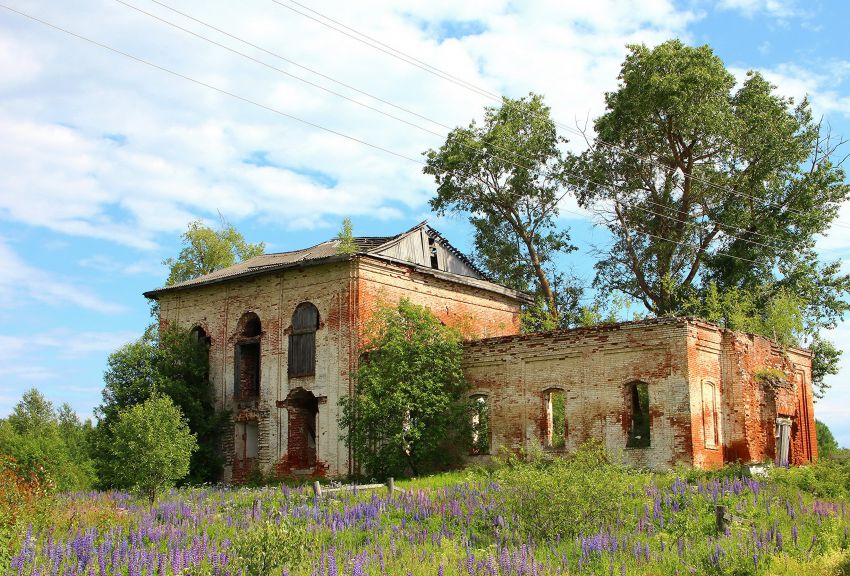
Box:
xmin=145 ymin=223 xmax=817 ymax=481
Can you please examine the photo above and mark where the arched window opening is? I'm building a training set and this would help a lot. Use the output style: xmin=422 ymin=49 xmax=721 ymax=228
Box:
xmin=626 ymin=381 xmax=650 ymax=448
xmin=286 ymin=388 xmax=318 ymax=469
xmin=544 ymin=389 xmax=566 ymax=449
xmin=470 ymin=394 xmax=490 ymax=455
xmin=234 ymin=313 xmax=261 ymax=400
xmin=190 ymin=325 xmax=210 ymax=345
xmin=289 ymin=303 xmax=319 ymax=378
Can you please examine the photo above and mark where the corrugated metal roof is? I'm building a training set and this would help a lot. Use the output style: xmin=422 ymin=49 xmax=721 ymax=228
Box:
xmin=143 ymin=224 xmax=525 ymax=301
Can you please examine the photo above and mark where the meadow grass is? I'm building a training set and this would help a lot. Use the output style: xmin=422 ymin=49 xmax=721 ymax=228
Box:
xmin=6 ymin=449 xmax=850 ymax=575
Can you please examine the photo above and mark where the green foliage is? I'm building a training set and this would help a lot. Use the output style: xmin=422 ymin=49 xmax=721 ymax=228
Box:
xmin=753 ymin=366 xmax=789 ymax=382
xmin=339 ymin=299 xmax=471 ymax=478
xmin=94 ymin=324 xmax=226 ymax=487
xmin=493 ymin=441 xmax=632 ymax=538
xmin=571 ymin=39 xmax=849 ymax=394
xmin=0 ymin=455 xmax=54 ymax=572
xmin=817 ymin=420 xmax=840 ymax=460
xmin=425 ymin=93 xmax=581 ymax=326
xmin=108 ymin=395 xmax=197 ymax=502
xmin=336 ymin=217 xmax=357 ymax=254
xmin=811 ymin=336 xmax=842 ymax=399
xmin=163 ymin=218 xmax=265 ymax=286
xmin=230 ymin=517 xmax=312 ymax=576
xmin=0 ymin=389 xmax=95 ymax=491
xmin=768 ymin=459 xmax=850 ymax=500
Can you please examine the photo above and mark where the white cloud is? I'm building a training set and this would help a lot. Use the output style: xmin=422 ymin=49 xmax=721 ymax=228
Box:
xmin=0 ymin=238 xmax=126 ymax=313
xmin=716 ymin=0 xmax=799 ymax=18
xmin=0 ymin=0 xmax=700 ymax=249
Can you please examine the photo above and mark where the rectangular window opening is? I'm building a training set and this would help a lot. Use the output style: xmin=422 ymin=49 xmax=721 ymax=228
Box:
xmin=626 ymin=382 xmax=650 ymax=448
xmin=545 ymin=389 xmax=566 ymax=449
xmin=702 ymin=381 xmax=719 ymax=449
xmin=234 ymin=342 xmax=260 ymax=400
xmin=470 ymin=395 xmax=490 ymax=455
xmin=427 ymin=236 xmax=439 ymax=270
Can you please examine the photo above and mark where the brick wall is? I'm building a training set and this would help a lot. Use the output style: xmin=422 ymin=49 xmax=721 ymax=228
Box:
xmin=156 ymin=255 xmax=526 ymax=480
xmin=463 ymin=317 xmax=817 ymax=470
xmin=686 ymin=322 xmax=816 ymax=466
xmin=463 ymin=318 xmax=694 ymax=469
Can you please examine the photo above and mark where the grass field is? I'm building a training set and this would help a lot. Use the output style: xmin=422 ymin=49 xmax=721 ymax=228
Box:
xmin=6 ymin=447 xmax=850 ymax=575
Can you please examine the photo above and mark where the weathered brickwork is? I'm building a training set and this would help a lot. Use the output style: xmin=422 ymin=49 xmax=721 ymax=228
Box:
xmin=463 ymin=317 xmax=817 ymax=469
xmin=155 ymin=255 xmax=525 ymax=480
xmin=153 ymin=244 xmax=816 ymax=479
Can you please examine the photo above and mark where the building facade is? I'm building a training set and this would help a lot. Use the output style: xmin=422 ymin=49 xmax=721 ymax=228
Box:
xmin=146 ymin=224 xmax=817 ymax=480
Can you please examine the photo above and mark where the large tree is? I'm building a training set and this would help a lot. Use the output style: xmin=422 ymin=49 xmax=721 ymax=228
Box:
xmin=163 ymin=218 xmax=265 ymax=286
xmin=424 ymin=93 xmax=580 ymax=327
xmin=94 ymin=325 xmax=227 ymax=486
xmin=571 ymin=40 xmax=849 ymax=396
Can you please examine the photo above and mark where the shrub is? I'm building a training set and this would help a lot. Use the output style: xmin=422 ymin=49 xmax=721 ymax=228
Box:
xmin=493 ymin=441 xmax=636 ymax=538
xmin=339 ymin=298 xmax=472 ymax=478
xmin=108 ymin=395 xmax=197 ymax=503
xmin=0 ymin=456 xmax=53 ymax=571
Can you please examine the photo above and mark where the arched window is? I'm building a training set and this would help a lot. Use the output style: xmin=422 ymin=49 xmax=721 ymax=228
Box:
xmin=543 ymin=389 xmax=566 ymax=449
xmin=470 ymin=394 xmax=490 ymax=455
xmin=289 ymin=303 xmax=319 ymax=378
xmin=234 ymin=313 xmax=261 ymax=400
xmin=626 ymin=381 xmax=650 ymax=448
xmin=190 ymin=325 xmax=210 ymax=345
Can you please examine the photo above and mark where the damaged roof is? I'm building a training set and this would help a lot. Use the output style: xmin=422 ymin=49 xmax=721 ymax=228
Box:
xmin=143 ymin=222 xmax=530 ymax=302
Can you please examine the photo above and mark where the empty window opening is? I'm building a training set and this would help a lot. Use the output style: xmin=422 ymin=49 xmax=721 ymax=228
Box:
xmin=190 ymin=325 xmax=210 ymax=345
xmin=470 ymin=394 xmax=490 ymax=455
xmin=286 ymin=388 xmax=318 ymax=469
xmin=427 ymin=236 xmax=439 ymax=269
xmin=289 ymin=303 xmax=319 ymax=378
xmin=701 ymin=380 xmax=719 ymax=449
xmin=234 ymin=313 xmax=261 ymax=400
xmin=775 ymin=417 xmax=792 ymax=467
xmin=626 ymin=381 xmax=650 ymax=448
xmin=235 ymin=421 xmax=258 ymax=460
xmin=544 ymin=389 xmax=566 ymax=449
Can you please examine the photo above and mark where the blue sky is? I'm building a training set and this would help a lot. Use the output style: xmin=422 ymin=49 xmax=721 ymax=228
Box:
xmin=1 ymin=0 xmax=849 ymax=445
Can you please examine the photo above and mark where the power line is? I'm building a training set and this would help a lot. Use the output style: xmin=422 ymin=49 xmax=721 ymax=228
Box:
xmin=0 ymin=2 xmax=760 ymax=269
xmin=117 ymin=0 xmax=798 ymax=255
xmin=144 ymin=0 xmax=451 ymax=132
xmin=112 ymin=0 xmax=448 ymax=140
xmin=0 ymin=3 xmax=425 ymax=166
xmin=269 ymin=0 xmax=850 ymax=232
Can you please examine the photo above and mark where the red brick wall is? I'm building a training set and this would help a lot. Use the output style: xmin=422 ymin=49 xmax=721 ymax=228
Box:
xmin=463 ymin=318 xmax=694 ymax=469
xmin=356 ymin=257 xmax=522 ymax=341
xmin=464 ymin=318 xmax=817 ymax=470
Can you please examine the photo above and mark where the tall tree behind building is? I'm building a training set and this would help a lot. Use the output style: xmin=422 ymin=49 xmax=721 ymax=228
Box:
xmin=569 ymin=40 xmax=850 ymax=397
xmin=163 ymin=218 xmax=265 ymax=286
xmin=424 ymin=93 xmax=581 ymax=328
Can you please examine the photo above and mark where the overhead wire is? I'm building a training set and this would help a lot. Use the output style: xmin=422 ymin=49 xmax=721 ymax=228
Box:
xmin=268 ymin=0 xmax=850 ymax=232
xmin=0 ymin=1 xmax=758 ymax=268
xmin=115 ymin=0 xmax=789 ymax=256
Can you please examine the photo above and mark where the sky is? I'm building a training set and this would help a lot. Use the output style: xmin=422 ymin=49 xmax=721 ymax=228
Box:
xmin=1 ymin=0 xmax=849 ymax=445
